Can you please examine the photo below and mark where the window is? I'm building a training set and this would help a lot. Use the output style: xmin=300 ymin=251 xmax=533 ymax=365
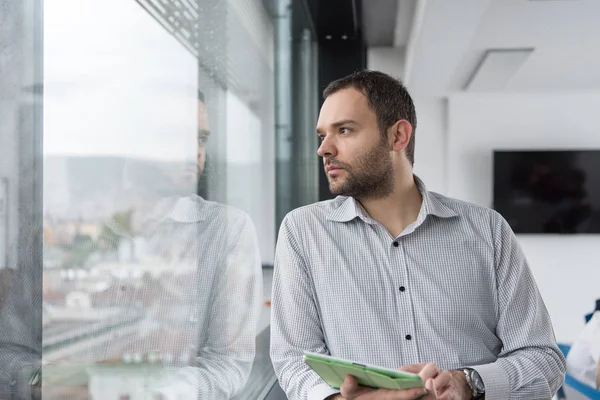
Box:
xmin=1 ymin=0 xmax=276 ymax=399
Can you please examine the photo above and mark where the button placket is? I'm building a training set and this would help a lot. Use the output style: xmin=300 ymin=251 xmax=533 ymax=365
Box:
xmin=391 ymin=237 xmax=420 ymax=362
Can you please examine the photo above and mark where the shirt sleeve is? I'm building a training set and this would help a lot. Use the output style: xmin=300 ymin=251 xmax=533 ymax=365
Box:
xmin=469 ymin=213 xmax=566 ymax=400
xmin=270 ymin=214 xmax=338 ymax=400
xmin=186 ymin=212 xmax=263 ymax=399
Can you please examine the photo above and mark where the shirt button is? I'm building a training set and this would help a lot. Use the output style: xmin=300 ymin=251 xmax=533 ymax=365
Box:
xmin=405 ymin=334 xmax=412 ymax=340
xmin=399 ymin=286 xmax=406 ymax=292
xmin=393 ymin=241 xmax=399 ymax=247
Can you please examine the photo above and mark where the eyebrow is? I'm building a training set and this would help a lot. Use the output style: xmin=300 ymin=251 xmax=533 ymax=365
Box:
xmin=316 ymin=119 xmax=359 ymax=134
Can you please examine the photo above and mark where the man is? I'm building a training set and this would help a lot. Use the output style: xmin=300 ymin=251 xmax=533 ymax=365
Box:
xmin=270 ymin=70 xmax=566 ymax=400
xmin=0 ymin=92 xmax=262 ymax=399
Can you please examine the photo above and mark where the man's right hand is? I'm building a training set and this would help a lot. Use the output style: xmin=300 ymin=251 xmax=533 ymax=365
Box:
xmin=329 ymin=362 xmax=438 ymax=400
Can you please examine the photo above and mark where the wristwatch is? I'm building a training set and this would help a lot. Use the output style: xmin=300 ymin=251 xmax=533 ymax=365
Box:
xmin=461 ymin=368 xmax=485 ymax=400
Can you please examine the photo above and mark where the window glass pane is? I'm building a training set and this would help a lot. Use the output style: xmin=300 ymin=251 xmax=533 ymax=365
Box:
xmin=0 ymin=0 xmax=275 ymax=398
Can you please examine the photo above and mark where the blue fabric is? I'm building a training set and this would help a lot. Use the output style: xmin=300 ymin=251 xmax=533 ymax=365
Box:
xmin=586 ymin=313 xmax=594 ymax=324
xmin=558 ymin=343 xmax=600 ymax=399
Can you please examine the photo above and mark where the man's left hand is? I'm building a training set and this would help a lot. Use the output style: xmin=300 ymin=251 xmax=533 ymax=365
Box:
xmin=398 ymin=363 xmax=472 ymax=400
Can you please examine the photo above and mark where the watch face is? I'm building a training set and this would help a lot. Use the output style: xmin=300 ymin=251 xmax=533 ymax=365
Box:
xmin=469 ymin=370 xmax=485 ymax=392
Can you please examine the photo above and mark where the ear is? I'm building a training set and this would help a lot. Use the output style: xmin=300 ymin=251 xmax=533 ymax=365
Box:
xmin=390 ymin=120 xmax=413 ymax=153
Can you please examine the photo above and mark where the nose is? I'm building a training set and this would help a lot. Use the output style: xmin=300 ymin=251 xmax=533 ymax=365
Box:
xmin=317 ymin=134 xmax=336 ymax=158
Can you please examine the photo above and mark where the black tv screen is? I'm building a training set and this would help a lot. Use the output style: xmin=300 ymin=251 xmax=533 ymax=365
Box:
xmin=493 ymin=150 xmax=600 ymax=234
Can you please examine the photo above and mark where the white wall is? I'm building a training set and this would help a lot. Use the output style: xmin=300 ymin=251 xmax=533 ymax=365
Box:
xmin=367 ymin=51 xmax=448 ymax=194
xmin=448 ymin=92 xmax=600 ymax=343
xmin=226 ymin=91 xmax=275 ymax=264
xmin=412 ymin=96 xmax=447 ymax=194
xmin=225 ymin=0 xmax=275 ymax=265
xmin=367 ymin=47 xmax=405 ymax=79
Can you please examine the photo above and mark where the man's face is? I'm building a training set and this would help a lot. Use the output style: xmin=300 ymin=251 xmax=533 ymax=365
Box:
xmin=197 ymin=99 xmax=210 ymax=176
xmin=176 ymin=99 xmax=210 ymax=189
xmin=316 ymin=87 xmax=394 ymax=199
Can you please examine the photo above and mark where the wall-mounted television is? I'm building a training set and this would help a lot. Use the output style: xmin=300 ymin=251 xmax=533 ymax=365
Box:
xmin=493 ymin=150 xmax=600 ymax=234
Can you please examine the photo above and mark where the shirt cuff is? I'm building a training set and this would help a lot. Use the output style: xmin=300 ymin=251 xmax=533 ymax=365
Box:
xmin=467 ymin=362 xmax=510 ymax=400
xmin=308 ymin=382 xmax=339 ymax=400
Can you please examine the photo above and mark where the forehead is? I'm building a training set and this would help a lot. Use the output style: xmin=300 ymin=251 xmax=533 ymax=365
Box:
xmin=198 ymin=100 xmax=210 ymax=131
xmin=317 ymin=87 xmax=374 ymax=127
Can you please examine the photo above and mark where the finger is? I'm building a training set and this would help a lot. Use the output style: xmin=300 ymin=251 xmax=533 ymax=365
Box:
xmin=432 ymin=370 xmax=452 ymax=393
xmin=398 ymin=363 xmax=428 ymax=374
xmin=432 ymin=374 xmax=453 ymax=399
xmin=340 ymin=375 xmax=359 ymax=399
xmin=435 ymin=388 xmax=452 ymax=400
xmin=418 ymin=363 xmax=439 ymax=382
xmin=340 ymin=375 xmax=358 ymax=399
xmin=341 ymin=379 xmax=428 ymax=400
xmin=435 ymin=385 xmax=456 ymax=400
xmin=387 ymin=386 xmax=429 ymax=400
xmin=423 ymin=378 xmax=437 ymax=399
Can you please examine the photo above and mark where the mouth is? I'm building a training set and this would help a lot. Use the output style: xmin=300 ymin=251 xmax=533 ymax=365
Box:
xmin=180 ymin=165 xmax=199 ymax=179
xmin=326 ymin=166 xmax=343 ymax=174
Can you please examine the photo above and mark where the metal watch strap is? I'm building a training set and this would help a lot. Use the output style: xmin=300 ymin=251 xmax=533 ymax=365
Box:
xmin=462 ymin=368 xmax=485 ymax=400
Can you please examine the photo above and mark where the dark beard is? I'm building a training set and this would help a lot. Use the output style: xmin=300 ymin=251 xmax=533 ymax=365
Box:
xmin=327 ymin=137 xmax=394 ymax=200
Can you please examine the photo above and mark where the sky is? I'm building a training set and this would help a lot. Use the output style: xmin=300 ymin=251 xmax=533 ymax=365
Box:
xmin=40 ymin=0 xmax=272 ymax=261
xmin=43 ymin=0 xmax=199 ymax=162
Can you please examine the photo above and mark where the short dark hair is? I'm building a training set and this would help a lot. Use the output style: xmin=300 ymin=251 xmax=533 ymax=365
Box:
xmin=323 ymin=70 xmax=417 ymax=166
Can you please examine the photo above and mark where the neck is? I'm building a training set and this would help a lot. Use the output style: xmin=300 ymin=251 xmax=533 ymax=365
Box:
xmin=357 ymin=172 xmax=422 ymax=238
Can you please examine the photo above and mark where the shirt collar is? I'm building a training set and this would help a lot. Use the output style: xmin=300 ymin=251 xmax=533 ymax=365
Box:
xmin=326 ymin=195 xmax=368 ymax=223
xmin=146 ymin=195 xmax=208 ymax=223
xmin=326 ymin=175 xmax=458 ymax=223
xmin=418 ymin=176 xmax=458 ymax=219
xmin=168 ymin=194 xmax=208 ymax=222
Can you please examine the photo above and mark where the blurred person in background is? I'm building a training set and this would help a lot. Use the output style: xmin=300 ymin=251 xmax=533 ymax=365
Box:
xmin=566 ymin=299 xmax=600 ymax=390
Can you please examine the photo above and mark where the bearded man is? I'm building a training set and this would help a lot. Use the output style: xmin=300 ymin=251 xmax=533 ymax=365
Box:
xmin=270 ymin=70 xmax=566 ymax=400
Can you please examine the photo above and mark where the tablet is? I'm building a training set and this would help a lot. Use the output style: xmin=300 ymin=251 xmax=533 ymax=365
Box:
xmin=303 ymin=352 xmax=424 ymax=391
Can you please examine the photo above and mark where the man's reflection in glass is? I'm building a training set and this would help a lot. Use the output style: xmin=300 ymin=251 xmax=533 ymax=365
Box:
xmin=0 ymin=92 xmax=263 ymax=400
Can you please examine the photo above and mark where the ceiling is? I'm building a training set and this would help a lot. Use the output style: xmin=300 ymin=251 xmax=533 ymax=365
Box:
xmin=361 ymin=0 xmax=415 ymax=47
xmin=305 ymin=0 xmax=361 ymax=41
xmin=396 ymin=0 xmax=600 ymax=94
xmin=362 ymin=0 xmax=397 ymax=46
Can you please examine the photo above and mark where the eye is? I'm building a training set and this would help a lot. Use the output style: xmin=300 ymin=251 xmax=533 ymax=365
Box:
xmin=317 ymin=135 xmax=325 ymax=142
xmin=339 ymin=127 xmax=351 ymax=134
